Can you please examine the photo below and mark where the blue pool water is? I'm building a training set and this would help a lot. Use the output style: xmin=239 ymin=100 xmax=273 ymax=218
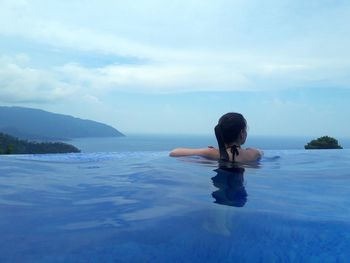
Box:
xmin=1 ymin=137 xmax=350 ymax=262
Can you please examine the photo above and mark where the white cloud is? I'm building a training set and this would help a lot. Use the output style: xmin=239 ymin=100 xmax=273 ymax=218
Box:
xmin=259 ymin=63 xmax=310 ymax=75
xmin=1 ymin=51 xmax=350 ymax=105
xmin=1 ymin=0 xmax=350 ymax=104
xmin=0 ymin=55 xmax=75 ymax=103
xmin=57 ymin=62 xmax=251 ymax=93
xmin=1 ymin=1 xmax=350 ymax=136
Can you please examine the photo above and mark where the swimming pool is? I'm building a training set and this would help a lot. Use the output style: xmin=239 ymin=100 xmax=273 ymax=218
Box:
xmin=0 ymin=149 xmax=349 ymax=262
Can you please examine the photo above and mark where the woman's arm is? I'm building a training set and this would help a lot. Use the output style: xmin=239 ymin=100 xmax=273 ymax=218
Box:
xmin=169 ymin=147 xmax=220 ymax=160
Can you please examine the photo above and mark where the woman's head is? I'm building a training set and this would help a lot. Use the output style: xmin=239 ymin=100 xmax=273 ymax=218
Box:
xmin=214 ymin=112 xmax=247 ymax=161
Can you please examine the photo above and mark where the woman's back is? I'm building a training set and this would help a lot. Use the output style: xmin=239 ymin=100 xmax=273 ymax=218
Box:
xmin=226 ymin=147 xmax=262 ymax=163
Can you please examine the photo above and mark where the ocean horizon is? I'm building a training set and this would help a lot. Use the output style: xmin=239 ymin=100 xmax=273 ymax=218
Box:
xmin=67 ymin=134 xmax=350 ymax=153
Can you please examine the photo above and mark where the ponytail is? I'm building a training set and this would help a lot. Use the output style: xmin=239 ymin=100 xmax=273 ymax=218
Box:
xmin=214 ymin=124 xmax=229 ymax=161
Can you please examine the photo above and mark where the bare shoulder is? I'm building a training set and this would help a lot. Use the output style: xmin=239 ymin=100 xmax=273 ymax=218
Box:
xmin=169 ymin=147 xmax=220 ymax=160
xmin=241 ymin=147 xmax=263 ymax=162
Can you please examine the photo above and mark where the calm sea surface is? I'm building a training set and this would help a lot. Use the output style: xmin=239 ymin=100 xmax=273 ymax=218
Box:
xmin=1 ymin=135 xmax=350 ymax=262
xmin=67 ymin=134 xmax=350 ymax=152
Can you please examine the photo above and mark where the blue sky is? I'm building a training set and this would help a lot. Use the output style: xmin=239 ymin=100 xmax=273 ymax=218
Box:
xmin=0 ymin=0 xmax=350 ymax=137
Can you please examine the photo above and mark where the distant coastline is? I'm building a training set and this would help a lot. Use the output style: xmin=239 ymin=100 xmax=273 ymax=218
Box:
xmin=0 ymin=106 xmax=124 ymax=141
xmin=0 ymin=132 xmax=80 ymax=154
xmin=0 ymin=106 xmax=126 ymax=154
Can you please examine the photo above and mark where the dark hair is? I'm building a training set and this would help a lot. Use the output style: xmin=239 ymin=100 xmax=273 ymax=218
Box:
xmin=214 ymin=112 xmax=247 ymax=162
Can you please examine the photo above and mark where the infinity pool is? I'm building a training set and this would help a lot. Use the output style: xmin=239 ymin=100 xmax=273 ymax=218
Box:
xmin=0 ymin=149 xmax=349 ymax=262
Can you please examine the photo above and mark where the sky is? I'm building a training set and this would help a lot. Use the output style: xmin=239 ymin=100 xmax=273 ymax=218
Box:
xmin=0 ymin=0 xmax=350 ymax=137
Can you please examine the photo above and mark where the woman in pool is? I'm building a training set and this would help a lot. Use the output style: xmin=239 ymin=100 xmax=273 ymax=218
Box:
xmin=169 ymin=112 xmax=262 ymax=163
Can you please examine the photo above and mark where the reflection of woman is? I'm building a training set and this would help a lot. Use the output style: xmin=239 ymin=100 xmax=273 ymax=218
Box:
xmin=170 ymin=112 xmax=263 ymax=163
xmin=211 ymin=166 xmax=247 ymax=207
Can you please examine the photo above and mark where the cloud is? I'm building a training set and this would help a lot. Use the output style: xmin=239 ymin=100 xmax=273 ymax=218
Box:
xmin=57 ymin=62 xmax=251 ymax=93
xmin=1 ymin=51 xmax=350 ymax=105
xmin=1 ymin=0 xmax=350 ymax=104
xmin=259 ymin=63 xmax=310 ymax=75
xmin=1 ymin=1 xmax=350 ymax=137
xmin=0 ymin=55 xmax=75 ymax=103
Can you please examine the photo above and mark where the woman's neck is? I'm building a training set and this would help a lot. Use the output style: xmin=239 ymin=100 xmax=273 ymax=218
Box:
xmin=226 ymin=142 xmax=241 ymax=148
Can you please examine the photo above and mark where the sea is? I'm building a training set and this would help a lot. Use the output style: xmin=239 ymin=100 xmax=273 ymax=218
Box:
xmin=65 ymin=134 xmax=350 ymax=153
xmin=1 ymin=135 xmax=350 ymax=262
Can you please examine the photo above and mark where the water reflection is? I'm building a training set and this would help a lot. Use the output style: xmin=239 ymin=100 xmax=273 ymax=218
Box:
xmin=211 ymin=166 xmax=247 ymax=207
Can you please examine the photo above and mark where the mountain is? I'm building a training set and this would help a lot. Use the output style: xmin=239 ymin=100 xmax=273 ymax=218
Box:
xmin=0 ymin=106 xmax=124 ymax=140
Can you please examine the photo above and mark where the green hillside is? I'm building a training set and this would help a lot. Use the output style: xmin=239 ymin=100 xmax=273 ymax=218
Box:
xmin=0 ymin=133 xmax=80 ymax=154
xmin=0 ymin=106 xmax=124 ymax=140
xmin=305 ymin=136 xmax=342 ymax=149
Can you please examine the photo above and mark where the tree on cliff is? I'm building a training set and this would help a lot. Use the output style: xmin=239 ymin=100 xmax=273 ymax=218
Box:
xmin=0 ymin=132 xmax=80 ymax=154
xmin=305 ymin=136 xmax=342 ymax=149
